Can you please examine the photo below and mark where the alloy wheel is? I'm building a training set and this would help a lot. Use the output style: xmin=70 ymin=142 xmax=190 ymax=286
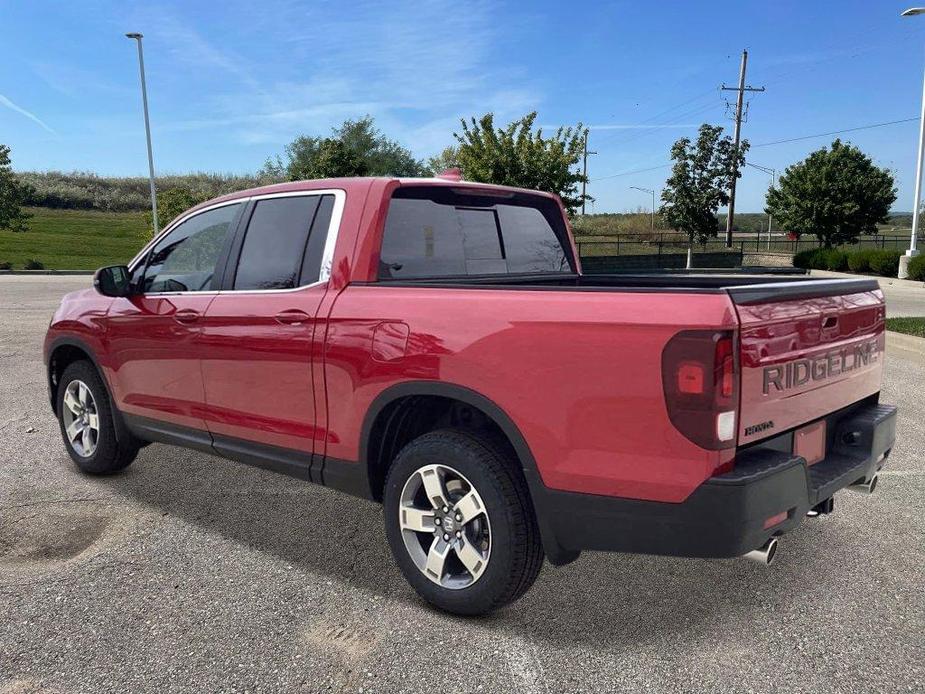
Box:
xmin=398 ymin=463 xmax=491 ymax=589
xmin=61 ymin=379 xmax=100 ymax=457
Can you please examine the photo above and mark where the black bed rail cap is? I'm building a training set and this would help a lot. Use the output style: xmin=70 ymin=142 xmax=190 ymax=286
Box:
xmin=727 ymin=278 xmax=881 ymax=305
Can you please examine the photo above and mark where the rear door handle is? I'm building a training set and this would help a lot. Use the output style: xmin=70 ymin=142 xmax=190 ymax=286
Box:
xmin=275 ymin=309 xmax=311 ymax=325
xmin=173 ymin=309 xmax=201 ymax=324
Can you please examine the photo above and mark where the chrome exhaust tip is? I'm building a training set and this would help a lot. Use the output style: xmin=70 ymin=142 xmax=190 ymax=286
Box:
xmin=743 ymin=538 xmax=778 ymax=566
xmin=848 ymin=474 xmax=878 ymax=495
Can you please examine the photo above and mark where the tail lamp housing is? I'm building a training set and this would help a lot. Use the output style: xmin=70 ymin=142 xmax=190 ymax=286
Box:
xmin=661 ymin=330 xmax=739 ymax=450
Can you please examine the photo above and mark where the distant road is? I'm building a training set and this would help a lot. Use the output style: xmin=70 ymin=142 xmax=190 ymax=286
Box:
xmin=810 ymin=269 xmax=924 ymax=317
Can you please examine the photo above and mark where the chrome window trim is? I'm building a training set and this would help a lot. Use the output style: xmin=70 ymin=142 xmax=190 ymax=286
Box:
xmin=129 ymin=189 xmax=346 ymax=297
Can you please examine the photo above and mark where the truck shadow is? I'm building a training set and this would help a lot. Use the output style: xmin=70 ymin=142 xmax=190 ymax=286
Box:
xmin=108 ymin=443 xmax=837 ymax=650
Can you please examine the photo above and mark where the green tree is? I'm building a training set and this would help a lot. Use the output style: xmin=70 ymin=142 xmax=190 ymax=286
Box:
xmin=660 ymin=124 xmax=747 ymax=259
xmin=765 ymin=139 xmax=896 ymax=247
xmin=453 ymin=112 xmax=589 ymax=215
xmin=264 ymin=116 xmax=426 ymax=181
xmin=0 ymin=144 xmax=33 ymax=232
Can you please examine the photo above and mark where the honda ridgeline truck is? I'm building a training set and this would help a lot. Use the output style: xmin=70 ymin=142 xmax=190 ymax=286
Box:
xmin=44 ymin=175 xmax=897 ymax=615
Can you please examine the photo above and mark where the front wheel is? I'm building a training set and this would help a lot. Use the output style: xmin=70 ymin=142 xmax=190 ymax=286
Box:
xmin=56 ymin=360 xmax=139 ymax=475
xmin=383 ymin=429 xmax=543 ymax=615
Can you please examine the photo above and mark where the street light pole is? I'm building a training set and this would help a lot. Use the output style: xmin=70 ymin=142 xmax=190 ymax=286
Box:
xmin=900 ymin=8 xmax=925 ymax=278
xmin=630 ymin=186 xmax=656 ymax=231
xmin=126 ymin=32 xmax=158 ymax=235
xmin=746 ymin=161 xmax=776 ymax=250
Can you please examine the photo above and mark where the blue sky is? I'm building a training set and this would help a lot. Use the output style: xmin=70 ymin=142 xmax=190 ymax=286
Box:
xmin=2 ymin=0 xmax=925 ymax=213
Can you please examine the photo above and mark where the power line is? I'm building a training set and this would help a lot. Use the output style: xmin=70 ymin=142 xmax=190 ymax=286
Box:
xmin=753 ymin=117 xmax=919 ymax=147
xmin=595 ymin=88 xmax=719 ymax=148
xmin=592 ymin=119 xmax=921 ymax=183
xmin=603 ymin=100 xmax=721 ymax=151
xmin=591 ymin=163 xmax=671 ymax=182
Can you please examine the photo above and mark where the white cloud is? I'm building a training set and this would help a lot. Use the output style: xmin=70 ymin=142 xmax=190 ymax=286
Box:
xmin=137 ymin=0 xmax=542 ymax=156
xmin=0 ymin=93 xmax=55 ymax=134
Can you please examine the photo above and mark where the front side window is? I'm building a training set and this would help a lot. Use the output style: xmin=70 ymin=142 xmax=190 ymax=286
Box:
xmin=232 ymin=195 xmax=332 ymax=290
xmin=143 ymin=203 xmax=240 ymax=293
xmin=379 ymin=187 xmax=572 ymax=279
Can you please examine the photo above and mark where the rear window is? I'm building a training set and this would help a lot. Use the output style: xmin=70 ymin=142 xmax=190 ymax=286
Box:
xmin=232 ymin=194 xmax=333 ymax=290
xmin=379 ymin=187 xmax=573 ymax=279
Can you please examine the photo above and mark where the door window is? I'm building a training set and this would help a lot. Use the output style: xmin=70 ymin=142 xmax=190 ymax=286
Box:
xmin=143 ymin=204 xmax=240 ymax=293
xmin=232 ymin=195 xmax=333 ymax=290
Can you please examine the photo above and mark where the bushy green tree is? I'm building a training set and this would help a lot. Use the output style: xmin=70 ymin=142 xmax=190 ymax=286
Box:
xmin=659 ymin=124 xmax=747 ymax=249
xmin=264 ymin=116 xmax=426 ymax=181
xmin=765 ymin=139 xmax=896 ymax=247
xmin=0 ymin=144 xmax=33 ymax=232
xmin=453 ymin=112 xmax=589 ymax=215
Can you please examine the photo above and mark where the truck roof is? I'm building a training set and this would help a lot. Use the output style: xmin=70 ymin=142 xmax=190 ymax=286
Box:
xmin=188 ymin=176 xmax=559 ymax=217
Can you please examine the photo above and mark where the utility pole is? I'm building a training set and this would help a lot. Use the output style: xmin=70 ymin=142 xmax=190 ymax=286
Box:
xmin=721 ymin=50 xmax=765 ymax=247
xmin=581 ymin=131 xmax=597 ymax=215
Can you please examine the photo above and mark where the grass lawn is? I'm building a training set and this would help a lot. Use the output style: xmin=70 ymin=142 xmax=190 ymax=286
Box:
xmin=0 ymin=207 xmax=149 ymax=271
xmin=885 ymin=317 xmax=925 ymax=338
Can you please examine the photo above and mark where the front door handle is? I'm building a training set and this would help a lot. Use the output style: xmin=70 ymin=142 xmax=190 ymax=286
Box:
xmin=275 ymin=309 xmax=311 ymax=325
xmin=173 ymin=309 xmax=201 ymax=324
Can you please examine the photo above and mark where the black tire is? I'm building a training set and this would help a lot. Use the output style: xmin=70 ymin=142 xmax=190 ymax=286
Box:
xmin=383 ymin=428 xmax=544 ymax=615
xmin=56 ymin=360 xmax=139 ymax=475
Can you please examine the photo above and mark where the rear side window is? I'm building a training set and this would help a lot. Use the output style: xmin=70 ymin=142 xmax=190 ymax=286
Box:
xmin=379 ymin=187 xmax=572 ymax=279
xmin=143 ymin=203 xmax=240 ymax=293
xmin=233 ymin=195 xmax=332 ymax=290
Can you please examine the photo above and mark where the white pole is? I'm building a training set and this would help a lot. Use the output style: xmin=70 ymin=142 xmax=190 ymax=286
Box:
xmin=899 ymin=22 xmax=925 ymax=277
xmin=651 ymin=189 xmax=656 ymax=231
xmin=127 ymin=33 xmax=158 ymax=235
xmin=909 ymin=66 xmax=925 ymax=248
xmin=767 ymin=170 xmax=775 ymax=251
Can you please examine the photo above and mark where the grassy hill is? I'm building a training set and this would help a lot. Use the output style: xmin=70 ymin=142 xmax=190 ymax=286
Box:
xmin=0 ymin=207 xmax=148 ymax=271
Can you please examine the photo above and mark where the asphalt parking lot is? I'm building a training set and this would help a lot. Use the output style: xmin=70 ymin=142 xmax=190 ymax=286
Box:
xmin=1 ymin=275 xmax=923 ymax=694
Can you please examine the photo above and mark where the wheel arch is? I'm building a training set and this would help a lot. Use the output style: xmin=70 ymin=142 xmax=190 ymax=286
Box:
xmin=46 ymin=336 xmax=136 ymax=448
xmin=360 ymin=381 xmax=577 ymax=565
xmin=46 ymin=336 xmax=105 ymax=416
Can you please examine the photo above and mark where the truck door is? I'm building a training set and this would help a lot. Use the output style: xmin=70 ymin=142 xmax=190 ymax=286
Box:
xmin=199 ymin=193 xmax=339 ymax=470
xmin=105 ymin=202 xmax=243 ymax=431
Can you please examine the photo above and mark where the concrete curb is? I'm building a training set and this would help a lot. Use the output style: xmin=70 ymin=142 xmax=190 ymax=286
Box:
xmin=0 ymin=270 xmax=95 ymax=275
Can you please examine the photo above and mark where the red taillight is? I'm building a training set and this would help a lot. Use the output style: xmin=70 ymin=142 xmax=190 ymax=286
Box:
xmin=661 ymin=330 xmax=739 ymax=450
xmin=677 ymin=362 xmax=705 ymax=394
xmin=717 ymin=337 xmax=734 ymax=398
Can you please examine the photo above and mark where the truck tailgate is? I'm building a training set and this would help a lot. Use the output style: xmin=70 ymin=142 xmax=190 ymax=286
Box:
xmin=728 ymin=279 xmax=886 ymax=447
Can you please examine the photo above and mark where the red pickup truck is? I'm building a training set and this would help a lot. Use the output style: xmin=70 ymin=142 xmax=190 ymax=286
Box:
xmin=44 ymin=175 xmax=897 ymax=615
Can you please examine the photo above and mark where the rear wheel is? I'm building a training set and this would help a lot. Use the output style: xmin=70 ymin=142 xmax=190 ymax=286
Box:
xmin=56 ymin=360 xmax=139 ymax=475
xmin=383 ymin=429 xmax=543 ymax=615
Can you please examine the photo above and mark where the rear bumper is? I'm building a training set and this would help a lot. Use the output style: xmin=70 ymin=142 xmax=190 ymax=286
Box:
xmin=532 ymin=401 xmax=897 ymax=564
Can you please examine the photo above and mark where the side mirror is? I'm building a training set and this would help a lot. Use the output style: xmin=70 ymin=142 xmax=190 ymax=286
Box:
xmin=93 ymin=265 xmax=134 ymax=297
